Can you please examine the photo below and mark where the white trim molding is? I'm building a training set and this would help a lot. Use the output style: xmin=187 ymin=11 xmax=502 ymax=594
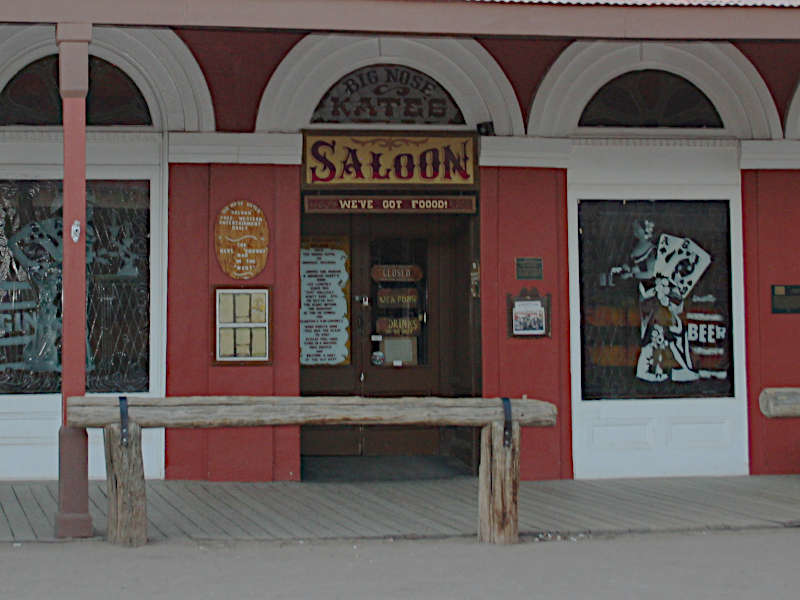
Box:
xmin=255 ymin=33 xmax=524 ymax=136
xmin=479 ymin=136 xmax=571 ymax=168
xmin=0 ymin=24 xmax=215 ymax=132
xmin=529 ymin=41 xmax=782 ymax=141
xmin=741 ymin=140 xmax=800 ymax=169
xmin=169 ymin=132 xmax=575 ymax=167
xmin=169 ymin=132 xmax=301 ymax=164
xmin=785 ymin=82 xmax=800 ymax=140
xmin=0 ymin=130 xmax=163 ymax=168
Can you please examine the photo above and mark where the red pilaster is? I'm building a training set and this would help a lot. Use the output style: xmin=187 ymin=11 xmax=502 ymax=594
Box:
xmin=54 ymin=22 xmax=93 ymax=539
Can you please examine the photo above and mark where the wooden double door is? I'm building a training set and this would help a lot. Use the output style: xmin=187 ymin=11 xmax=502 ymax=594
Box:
xmin=301 ymin=212 xmax=480 ymax=458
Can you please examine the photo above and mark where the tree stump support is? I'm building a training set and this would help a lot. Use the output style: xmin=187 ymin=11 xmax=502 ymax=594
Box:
xmin=478 ymin=420 xmax=520 ymax=544
xmin=104 ymin=422 xmax=147 ymax=546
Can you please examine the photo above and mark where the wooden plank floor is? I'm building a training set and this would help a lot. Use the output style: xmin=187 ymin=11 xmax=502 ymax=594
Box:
xmin=2 ymin=475 xmax=800 ymax=543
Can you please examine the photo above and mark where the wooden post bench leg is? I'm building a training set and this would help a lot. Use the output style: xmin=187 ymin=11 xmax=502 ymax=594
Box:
xmin=103 ymin=422 xmax=147 ymax=546
xmin=478 ymin=421 xmax=520 ymax=544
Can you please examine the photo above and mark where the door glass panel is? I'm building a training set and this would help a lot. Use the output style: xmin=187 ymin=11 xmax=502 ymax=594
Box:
xmin=369 ymin=238 xmax=427 ymax=367
xmin=578 ymin=199 xmax=733 ymax=400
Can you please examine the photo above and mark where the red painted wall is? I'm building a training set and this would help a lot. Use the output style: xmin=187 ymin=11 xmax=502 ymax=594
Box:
xmin=476 ymin=38 xmax=572 ymax=127
xmin=171 ymin=29 xmax=800 ymax=138
xmin=166 ymin=164 xmax=301 ymax=481
xmin=481 ymin=167 xmax=572 ymax=480
xmin=175 ymin=29 xmax=305 ymax=132
xmin=743 ymin=171 xmax=800 ymax=474
xmin=735 ymin=42 xmax=800 ymax=131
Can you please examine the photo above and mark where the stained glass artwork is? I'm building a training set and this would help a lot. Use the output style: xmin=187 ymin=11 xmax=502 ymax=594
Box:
xmin=0 ymin=180 xmax=150 ymax=393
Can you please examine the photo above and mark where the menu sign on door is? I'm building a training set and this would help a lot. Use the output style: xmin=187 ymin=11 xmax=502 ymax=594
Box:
xmin=300 ymin=237 xmax=351 ymax=366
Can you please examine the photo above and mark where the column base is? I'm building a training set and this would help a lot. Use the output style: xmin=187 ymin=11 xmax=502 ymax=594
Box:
xmin=55 ymin=512 xmax=93 ymax=538
xmin=55 ymin=424 xmax=93 ymax=538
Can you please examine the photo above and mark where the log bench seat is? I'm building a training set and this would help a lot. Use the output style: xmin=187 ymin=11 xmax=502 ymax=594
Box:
xmin=67 ymin=395 xmax=557 ymax=546
xmin=759 ymin=388 xmax=800 ymax=418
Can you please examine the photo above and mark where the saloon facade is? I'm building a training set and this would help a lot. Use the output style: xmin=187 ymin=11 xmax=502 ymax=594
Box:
xmin=1 ymin=0 xmax=800 ymax=534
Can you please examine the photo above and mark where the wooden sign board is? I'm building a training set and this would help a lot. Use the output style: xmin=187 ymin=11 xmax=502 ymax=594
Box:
xmin=371 ymin=264 xmax=423 ymax=282
xmin=376 ymin=317 xmax=422 ymax=336
xmin=304 ymin=195 xmax=476 ymax=214
xmin=377 ymin=287 xmax=419 ymax=308
xmin=214 ymin=200 xmax=269 ymax=280
xmin=303 ymin=132 xmax=478 ymax=190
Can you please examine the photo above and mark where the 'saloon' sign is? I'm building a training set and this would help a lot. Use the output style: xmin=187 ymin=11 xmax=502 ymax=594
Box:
xmin=303 ymin=132 xmax=477 ymax=189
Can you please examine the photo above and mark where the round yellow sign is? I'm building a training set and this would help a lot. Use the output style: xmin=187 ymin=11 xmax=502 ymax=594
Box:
xmin=214 ymin=200 xmax=269 ymax=280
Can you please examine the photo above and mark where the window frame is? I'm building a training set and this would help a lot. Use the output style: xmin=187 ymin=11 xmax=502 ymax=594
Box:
xmin=0 ymin=149 xmax=167 ymax=400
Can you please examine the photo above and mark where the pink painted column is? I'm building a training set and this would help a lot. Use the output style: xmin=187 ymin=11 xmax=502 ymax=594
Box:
xmin=54 ymin=22 xmax=93 ymax=539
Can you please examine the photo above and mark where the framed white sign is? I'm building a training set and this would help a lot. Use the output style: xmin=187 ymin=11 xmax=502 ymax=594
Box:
xmin=215 ymin=287 xmax=271 ymax=364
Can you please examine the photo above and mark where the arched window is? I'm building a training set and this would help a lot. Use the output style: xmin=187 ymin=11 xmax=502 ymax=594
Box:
xmin=0 ymin=54 xmax=154 ymax=395
xmin=0 ymin=55 xmax=152 ymax=126
xmin=311 ymin=64 xmax=465 ymax=125
xmin=579 ymin=70 xmax=723 ymax=129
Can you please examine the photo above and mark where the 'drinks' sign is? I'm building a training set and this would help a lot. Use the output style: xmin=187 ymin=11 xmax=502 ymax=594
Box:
xmin=302 ymin=132 xmax=477 ymax=188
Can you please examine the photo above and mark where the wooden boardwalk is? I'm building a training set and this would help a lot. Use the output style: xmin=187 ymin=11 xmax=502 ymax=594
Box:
xmin=2 ymin=475 xmax=800 ymax=543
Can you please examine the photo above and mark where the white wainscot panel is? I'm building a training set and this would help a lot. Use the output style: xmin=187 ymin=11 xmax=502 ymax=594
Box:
xmin=0 ymin=395 xmax=164 ymax=480
xmin=589 ymin=418 xmax=656 ymax=451
xmin=665 ymin=417 xmax=731 ymax=449
xmin=0 ymin=395 xmax=60 ymax=480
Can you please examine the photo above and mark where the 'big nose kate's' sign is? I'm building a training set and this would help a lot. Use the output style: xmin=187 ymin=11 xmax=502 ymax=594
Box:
xmin=302 ymin=132 xmax=477 ymax=189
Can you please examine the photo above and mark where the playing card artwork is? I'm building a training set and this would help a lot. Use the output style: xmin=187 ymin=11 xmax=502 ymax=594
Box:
xmin=579 ymin=200 xmax=733 ymax=400
xmin=653 ymin=234 xmax=711 ymax=300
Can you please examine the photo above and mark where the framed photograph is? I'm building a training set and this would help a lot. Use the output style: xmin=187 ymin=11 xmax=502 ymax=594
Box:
xmin=214 ymin=287 xmax=272 ymax=364
xmin=507 ymin=287 xmax=551 ymax=337
xmin=513 ymin=300 xmax=546 ymax=336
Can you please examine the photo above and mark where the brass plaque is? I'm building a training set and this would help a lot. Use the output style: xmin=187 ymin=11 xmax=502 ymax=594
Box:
xmin=515 ymin=257 xmax=543 ymax=280
xmin=772 ymin=285 xmax=800 ymax=314
xmin=214 ymin=200 xmax=269 ymax=280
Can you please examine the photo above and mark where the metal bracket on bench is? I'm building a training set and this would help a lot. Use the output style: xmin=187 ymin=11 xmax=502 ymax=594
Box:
xmin=119 ymin=396 xmax=129 ymax=447
xmin=501 ymin=397 xmax=512 ymax=448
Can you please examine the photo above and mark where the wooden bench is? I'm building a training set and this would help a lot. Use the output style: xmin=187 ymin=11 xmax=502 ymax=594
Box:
xmin=67 ymin=395 xmax=557 ymax=546
xmin=759 ymin=388 xmax=800 ymax=418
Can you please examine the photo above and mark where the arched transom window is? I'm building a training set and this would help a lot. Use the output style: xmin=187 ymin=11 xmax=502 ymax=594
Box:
xmin=311 ymin=64 xmax=465 ymax=125
xmin=579 ymin=69 xmax=722 ymax=129
xmin=0 ymin=54 xmax=152 ymax=126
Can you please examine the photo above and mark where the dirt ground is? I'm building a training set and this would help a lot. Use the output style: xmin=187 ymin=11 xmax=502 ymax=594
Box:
xmin=2 ymin=527 xmax=799 ymax=599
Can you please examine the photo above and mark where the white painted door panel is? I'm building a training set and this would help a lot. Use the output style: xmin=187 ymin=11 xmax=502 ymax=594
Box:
xmin=568 ymin=142 xmax=749 ymax=479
